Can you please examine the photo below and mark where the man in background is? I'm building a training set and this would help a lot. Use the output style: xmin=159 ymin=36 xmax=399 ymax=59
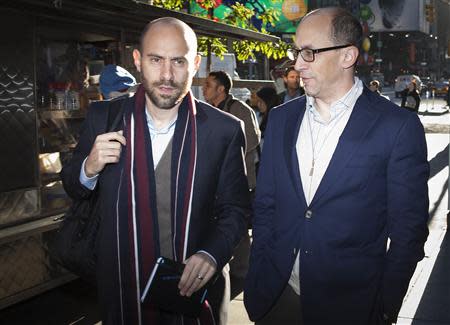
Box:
xmin=278 ymin=66 xmax=304 ymax=103
xmin=203 ymin=70 xmax=260 ymax=194
xmin=203 ymin=70 xmax=260 ymax=283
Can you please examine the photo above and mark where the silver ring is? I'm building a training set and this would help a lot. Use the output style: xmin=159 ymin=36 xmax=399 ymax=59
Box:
xmin=197 ymin=275 xmax=204 ymax=280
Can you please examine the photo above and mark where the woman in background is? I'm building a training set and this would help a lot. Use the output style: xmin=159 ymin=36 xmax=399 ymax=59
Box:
xmin=255 ymin=86 xmax=280 ymax=138
xmin=401 ymin=80 xmax=421 ymax=112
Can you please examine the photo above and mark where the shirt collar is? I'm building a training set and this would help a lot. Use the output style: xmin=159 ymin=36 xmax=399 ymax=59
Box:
xmin=306 ymin=77 xmax=363 ymax=124
xmin=284 ymin=89 xmax=302 ymax=102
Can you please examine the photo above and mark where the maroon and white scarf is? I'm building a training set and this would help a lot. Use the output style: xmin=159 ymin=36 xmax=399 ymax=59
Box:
xmin=115 ymin=85 xmax=215 ymax=324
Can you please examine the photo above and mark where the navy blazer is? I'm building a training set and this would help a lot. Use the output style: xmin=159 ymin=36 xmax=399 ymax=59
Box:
xmin=61 ymin=95 xmax=250 ymax=324
xmin=244 ymin=88 xmax=429 ymax=324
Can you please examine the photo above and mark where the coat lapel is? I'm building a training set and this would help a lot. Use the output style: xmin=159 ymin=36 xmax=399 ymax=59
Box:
xmin=310 ymin=89 xmax=381 ymax=206
xmin=284 ymin=97 xmax=307 ymax=206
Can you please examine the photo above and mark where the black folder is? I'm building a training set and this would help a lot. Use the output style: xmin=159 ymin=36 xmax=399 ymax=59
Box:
xmin=141 ymin=257 xmax=212 ymax=317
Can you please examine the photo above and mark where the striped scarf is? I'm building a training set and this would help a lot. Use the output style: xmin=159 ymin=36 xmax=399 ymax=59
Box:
xmin=116 ymin=85 xmax=215 ymax=324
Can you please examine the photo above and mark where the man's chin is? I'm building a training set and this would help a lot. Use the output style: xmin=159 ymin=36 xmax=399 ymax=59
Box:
xmin=147 ymin=92 xmax=181 ymax=110
xmin=156 ymin=99 xmax=179 ymax=110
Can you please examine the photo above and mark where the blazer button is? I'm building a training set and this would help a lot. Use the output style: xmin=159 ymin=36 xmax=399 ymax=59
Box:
xmin=305 ymin=210 xmax=313 ymax=219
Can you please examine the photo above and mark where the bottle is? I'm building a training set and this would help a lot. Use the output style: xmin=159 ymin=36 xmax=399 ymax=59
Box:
xmin=55 ymin=83 xmax=65 ymax=110
xmin=69 ymin=90 xmax=80 ymax=110
xmin=48 ymin=83 xmax=55 ymax=110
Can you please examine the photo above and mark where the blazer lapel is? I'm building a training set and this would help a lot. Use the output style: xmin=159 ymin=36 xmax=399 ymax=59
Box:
xmin=284 ymin=97 xmax=307 ymax=206
xmin=310 ymin=89 xmax=381 ymax=206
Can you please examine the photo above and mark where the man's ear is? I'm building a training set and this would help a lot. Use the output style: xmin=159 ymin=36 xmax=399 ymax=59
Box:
xmin=133 ymin=49 xmax=142 ymax=72
xmin=342 ymin=46 xmax=359 ymax=69
xmin=193 ymin=54 xmax=201 ymax=73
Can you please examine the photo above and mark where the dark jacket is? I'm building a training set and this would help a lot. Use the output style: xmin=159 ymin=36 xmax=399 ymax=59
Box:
xmin=245 ymin=88 xmax=429 ymax=324
xmin=61 ymin=95 xmax=250 ymax=324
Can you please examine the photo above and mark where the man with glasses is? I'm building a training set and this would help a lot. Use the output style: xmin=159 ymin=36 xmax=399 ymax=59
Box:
xmin=245 ymin=7 xmax=429 ymax=325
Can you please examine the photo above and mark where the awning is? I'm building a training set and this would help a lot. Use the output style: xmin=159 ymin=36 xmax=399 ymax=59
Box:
xmin=1 ymin=0 xmax=280 ymax=43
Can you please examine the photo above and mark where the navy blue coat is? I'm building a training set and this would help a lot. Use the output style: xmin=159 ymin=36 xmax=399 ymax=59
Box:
xmin=61 ymin=95 xmax=250 ymax=324
xmin=244 ymin=88 xmax=429 ymax=324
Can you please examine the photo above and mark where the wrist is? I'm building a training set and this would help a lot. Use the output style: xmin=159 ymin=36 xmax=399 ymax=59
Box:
xmin=84 ymin=160 xmax=96 ymax=178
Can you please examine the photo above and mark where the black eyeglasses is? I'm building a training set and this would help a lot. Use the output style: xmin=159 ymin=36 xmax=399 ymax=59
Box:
xmin=287 ymin=44 xmax=353 ymax=62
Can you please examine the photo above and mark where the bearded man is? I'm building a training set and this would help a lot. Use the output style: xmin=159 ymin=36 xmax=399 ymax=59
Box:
xmin=61 ymin=17 xmax=249 ymax=325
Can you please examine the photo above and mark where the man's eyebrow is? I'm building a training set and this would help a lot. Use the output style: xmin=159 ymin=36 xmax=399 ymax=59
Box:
xmin=170 ymin=56 xmax=187 ymax=61
xmin=145 ymin=53 xmax=187 ymax=61
xmin=298 ymin=45 xmax=312 ymax=49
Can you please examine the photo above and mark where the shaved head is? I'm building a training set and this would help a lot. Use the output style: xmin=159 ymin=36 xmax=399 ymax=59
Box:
xmin=139 ymin=17 xmax=198 ymax=54
xmin=301 ymin=7 xmax=363 ymax=51
xmin=133 ymin=16 xmax=201 ymax=111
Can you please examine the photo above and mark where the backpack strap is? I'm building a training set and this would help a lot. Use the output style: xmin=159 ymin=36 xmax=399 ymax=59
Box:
xmin=105 ymin=96 xmax=126 ymax=133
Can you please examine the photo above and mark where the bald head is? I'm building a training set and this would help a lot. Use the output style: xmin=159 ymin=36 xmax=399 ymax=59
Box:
xmin=301 ymin=7 xmax=363 ymax=51
xmin=133 ymin=16 xmax=201 ymax=111
xmin=139 ymin=17 xmax=198 ymax=55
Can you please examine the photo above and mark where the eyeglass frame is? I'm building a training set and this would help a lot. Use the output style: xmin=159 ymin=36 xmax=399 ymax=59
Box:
xmin=287 ymin=44 xmax=353 ymax=62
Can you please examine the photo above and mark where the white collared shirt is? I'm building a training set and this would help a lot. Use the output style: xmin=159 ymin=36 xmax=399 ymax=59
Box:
xmin=288 ymin=77 xmax=364 ymax=295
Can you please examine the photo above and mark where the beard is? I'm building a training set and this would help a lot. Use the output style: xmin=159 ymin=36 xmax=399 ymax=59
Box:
xmin=141 ymin=73 xmax=190 ymax=109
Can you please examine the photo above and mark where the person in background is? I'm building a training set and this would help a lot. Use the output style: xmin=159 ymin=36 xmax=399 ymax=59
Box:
xmin=61 ymin=17 xmax=249 ymax=325
xmin=202 ymin=70 xmax=261 ymax=193
xmin=202 ymin=70 xmax=260 ymax=285
xmin=278 ymin=66 xmax=304 ymax=103
xmin=369 ymin=79 xmax=390 ymax=100
xmin=401 ymin=80 xmax=421 ymax=112
xmin=99 ymin=64 xmax=137 ymax=99
xmin=248 ymin=92 xmax=262 ymax=125
xmin=245 ymin=7 xmax=429 ymax=325
xmin=255 ymin=86 xmax=280 ymax=140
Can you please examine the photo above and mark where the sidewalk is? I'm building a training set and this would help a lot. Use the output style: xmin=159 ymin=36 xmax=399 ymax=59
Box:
xmin=396 ymin=133 xmax=449 ymax=325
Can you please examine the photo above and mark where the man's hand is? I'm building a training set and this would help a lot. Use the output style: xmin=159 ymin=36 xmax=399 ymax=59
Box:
xmin=178 ymin=253 xmax=217 ymax=297
xmin=85 ymin=131 xmax=126 ymax=177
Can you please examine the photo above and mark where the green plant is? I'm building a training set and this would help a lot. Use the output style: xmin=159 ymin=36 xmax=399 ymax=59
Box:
xmin=153 ymin=0 xmax=290 ymax=62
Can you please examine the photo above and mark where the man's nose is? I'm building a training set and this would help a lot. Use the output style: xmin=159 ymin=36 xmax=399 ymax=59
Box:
xmin=294 ymin=56 xmax=308 ymax=71
xmin=160 ymin=60 xmax=174 ymax=81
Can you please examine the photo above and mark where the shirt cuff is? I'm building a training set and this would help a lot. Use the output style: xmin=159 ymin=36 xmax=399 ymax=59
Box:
xmin=79 ymin=157 xmax=98 ymax=190
xmin=197 ymin=250 xmax=217 ymax=267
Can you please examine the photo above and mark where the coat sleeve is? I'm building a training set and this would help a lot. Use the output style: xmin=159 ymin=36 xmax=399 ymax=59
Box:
xmin=201 ymin=122 xmax=250 ymax=270
xmin=60 ymin=101 xmax=109 ymax=200
xmin=383 ymin=113 xmax=429 ymax=321
xmin=230 ymin=101 xmax=261 ymax=153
